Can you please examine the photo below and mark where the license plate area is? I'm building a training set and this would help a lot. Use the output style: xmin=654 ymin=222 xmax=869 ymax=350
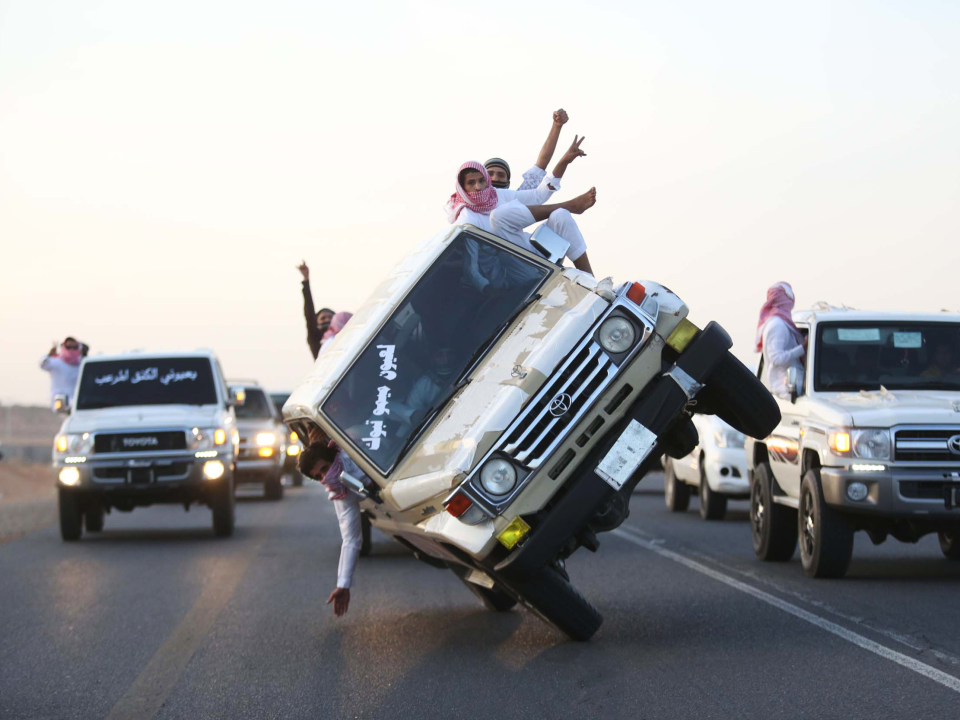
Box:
xmin=595 ymin=420 xmax=657 ymax=490
xmin=130 ymin=468 xmax=153 ymax=484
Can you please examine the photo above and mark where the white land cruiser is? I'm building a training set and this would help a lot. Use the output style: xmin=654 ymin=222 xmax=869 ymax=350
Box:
xmin=285 ymin=224 xmax=779 ymax=640
xmin=52 ymin=351 xmax=240 ymax=540
xmin=746 ymin=309 xmax=960 ymax=577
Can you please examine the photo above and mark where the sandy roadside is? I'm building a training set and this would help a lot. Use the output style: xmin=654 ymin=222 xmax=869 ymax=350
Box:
xmin=0 ymin=462 xmax=57 ymax=543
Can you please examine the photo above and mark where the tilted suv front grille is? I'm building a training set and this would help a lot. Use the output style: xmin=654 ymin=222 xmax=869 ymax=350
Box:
xmin=894 ymin=427 xmax=960 ymax=462
xmin=500 ymin=343 xmax=617 ymax=469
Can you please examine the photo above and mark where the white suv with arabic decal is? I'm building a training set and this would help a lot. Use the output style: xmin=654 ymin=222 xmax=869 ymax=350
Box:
xmin=52 ymin=351 xmax=240 ymax=540
xmin=285 ymin=224 xmax=779 ymax=640
xmin=746 ymin=309 xmax=960 ymax=577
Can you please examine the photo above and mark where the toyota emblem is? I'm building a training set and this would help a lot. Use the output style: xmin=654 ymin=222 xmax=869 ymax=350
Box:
xmin=949 ymin=435 xmax=960 ymax=456
xmin=548 ymin=392 xmax=573 ymax=418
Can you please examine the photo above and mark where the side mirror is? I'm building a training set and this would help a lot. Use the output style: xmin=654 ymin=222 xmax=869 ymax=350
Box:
xmin=228 ymin=386 xmax=246 ymax=408
xmin=53 ymin=394 xmax=70 ymax=415
xmin=786 ymin=367 xmax=799 ymax=404
xmin=529 ymin=225 xmax=570 ymax=266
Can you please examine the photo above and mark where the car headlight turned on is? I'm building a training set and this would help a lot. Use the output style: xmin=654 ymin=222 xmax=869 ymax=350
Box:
xmin=203 ymin=460 xmax=225 ymax=480
xmin=58 ymin=466 xmax=81 ymax=486
xmin=55 ymin=433 xmax=93 ymax=455
xmin=598 ymin=316 xmax=636 ymax=354
xmin=479 ymin=458 xmax=517 ymax=496
xmin=256 ymin=432 xmax=277 ymax=447
xmin=829 ymin=428 xmax=890 ymax=461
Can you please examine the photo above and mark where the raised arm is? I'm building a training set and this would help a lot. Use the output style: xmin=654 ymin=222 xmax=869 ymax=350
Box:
xmin=533 ymin=109 xmax=569 ymax=171
xmin=552 ymin=135 xmax=587 ymax=179
xmin=298 ymin=261 xmax=322 ymax=359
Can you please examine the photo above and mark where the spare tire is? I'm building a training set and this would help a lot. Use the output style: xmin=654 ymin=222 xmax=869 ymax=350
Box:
xmin=695 ymin=352 xmax=780 ymax=439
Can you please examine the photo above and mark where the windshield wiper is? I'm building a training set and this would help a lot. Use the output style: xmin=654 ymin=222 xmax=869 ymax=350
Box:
xmin=455 ymin=292 xmax=542 ymax=385
xmin=392 ymin=377 xmax=471 ymax=466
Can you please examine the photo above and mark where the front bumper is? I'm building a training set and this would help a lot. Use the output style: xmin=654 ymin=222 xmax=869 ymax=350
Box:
xmin=55 ymin=453 xmax=232 ymax=498
xmin=492 ymin=321 xmax=734 ymax=580
xmin=705 ymin=447 xmax=749 ymax=496
xmin=821 ymin=466 xmax=960 ymax=518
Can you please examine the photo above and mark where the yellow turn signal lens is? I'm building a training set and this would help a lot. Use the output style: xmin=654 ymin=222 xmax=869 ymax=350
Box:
xmin=214 ymin=429 xmax=227 ymax=445
xmin=286 ymin=445 xmax=300 ymax=456
xmin=830 ymin=431 xmax=852 ymax=453
xmin=56 ymin=435 xmax=68 ymax=452
xmin=666 ymin=318 xmax=699 ymax=353
xmin=290 ymin=431 xmax=299 ymax=443
xmin=258 ymin=447 xmax=274 ymax=458
xmin=497 ymin=516 xmax=531 ymax=550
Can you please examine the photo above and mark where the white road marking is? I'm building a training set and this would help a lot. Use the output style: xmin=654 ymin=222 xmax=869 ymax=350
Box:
xmin=613 ymin=526 xmax=960 ymax=695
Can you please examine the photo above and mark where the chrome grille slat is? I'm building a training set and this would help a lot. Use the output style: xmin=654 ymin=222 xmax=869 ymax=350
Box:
xmin=502 ymin=344 xmax=601 ymax=455
xmin=894 ymin=426 xmax=960 ymax=462
xmin=514 ymin=357 xmax=614 ymax=466
xmin=523 ymin=364 xmax=617 ymax=468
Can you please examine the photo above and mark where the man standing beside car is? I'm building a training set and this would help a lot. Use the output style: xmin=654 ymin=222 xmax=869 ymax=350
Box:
xmin=297 ymin=260 xmax=335 ymax=359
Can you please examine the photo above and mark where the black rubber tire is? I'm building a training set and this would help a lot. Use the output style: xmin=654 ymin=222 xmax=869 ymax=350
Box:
xmin=359 ymin=513 xmax=372 ymax=557
xmin=291 ymin=473 xmax=304 ymax=488
xmin=506 ymin=564 xmax=603 ymax=641
xmin=211 ymin=476 xmax=236 ymax=537
xmin=799 ymin=469 xmax=854 ymax=578
xmin=697 ymin=352 xmax=781 ymax=440
xmin=456 ymin=574 xmax=518 ymax=612
xmin=751 ymin=463 xmax=796 ymax=561
xmin=84 ymin=506 xmax=105 ymax=533
xmin=663 ymin=459 xmax=690 ymax=513
xmin=661 ymin=416 xmax=699 ymax=459
xmin=58 ymin=489 xmax=83 ymax=542
xmin=699 ymin=460 xmax=727 ymax=521
xmin=938 ymin=529 xmax=960 ymax=561
xmin=264 ymin=473 xmax=284 ymax=501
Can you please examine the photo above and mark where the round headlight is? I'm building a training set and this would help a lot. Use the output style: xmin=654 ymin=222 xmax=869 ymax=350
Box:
xmin=846 ymin=482 xmax=869 ymax=501
xmin=479 ymin=459 xmax=518 ymax=496
xmin=853 ymin=429 xmax=890 ymax=460
xmin=598 ymin=317 xmax=636 ymax=354
xmin=256 ymin=432 xmax=277 ymax=446
xmin=59 ymin=466 xmax=81 ymax=486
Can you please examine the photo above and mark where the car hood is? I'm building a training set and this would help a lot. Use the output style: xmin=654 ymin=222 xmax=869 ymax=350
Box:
xmin=65 ymin=404 xmax=224 ymax=433
xmin=812 ymin=390 xmax=960 ymax=427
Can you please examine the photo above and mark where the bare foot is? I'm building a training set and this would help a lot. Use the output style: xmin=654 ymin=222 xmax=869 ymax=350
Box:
xmin=566 ymin=187 xmax=597 ymax=215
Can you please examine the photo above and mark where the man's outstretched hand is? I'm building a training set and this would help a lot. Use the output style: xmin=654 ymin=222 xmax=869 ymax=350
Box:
xmin=553 ymin=108 xmax=569 ymax=126
xmin=297 ymin=260 xmax=310 ymax=281
xmin=327 ymin=587 xmax=351 ymax=617
xmin=560 ymin=135 xmax=586 ymax=164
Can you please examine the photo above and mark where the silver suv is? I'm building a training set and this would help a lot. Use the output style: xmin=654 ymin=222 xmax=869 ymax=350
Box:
xmin=231 ymin=381 xmax=287 ymax=499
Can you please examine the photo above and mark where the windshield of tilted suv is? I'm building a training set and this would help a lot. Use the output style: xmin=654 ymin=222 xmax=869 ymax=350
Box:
xmin=815 ymin=322 xmax=960 ymax=392
xmin=76 ymin=358 xmax=219 ymax=409
xmin=322 ymin=231 xmax=550 ymax=472
xmin=236 ymin=388 xmax=274 ymax=419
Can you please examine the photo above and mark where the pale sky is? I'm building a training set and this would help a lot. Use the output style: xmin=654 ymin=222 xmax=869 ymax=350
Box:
xmin=1 ymin=0 xmax=958 ymax=406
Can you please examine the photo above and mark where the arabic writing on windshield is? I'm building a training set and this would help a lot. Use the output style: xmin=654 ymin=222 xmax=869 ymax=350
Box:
xmin=322 ymin=233 xmax=549 ymax=472
xmin=816 ymin=322 xmax=960 ymax=391
xmin=76 ymin=358 xmax=218 ymax=409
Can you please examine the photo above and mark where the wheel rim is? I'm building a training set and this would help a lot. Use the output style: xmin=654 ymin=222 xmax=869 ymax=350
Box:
xmin=751 ymin=484 xmax=765 ymax=540
xmin=801 ymin=489 xmax=816 ymax=559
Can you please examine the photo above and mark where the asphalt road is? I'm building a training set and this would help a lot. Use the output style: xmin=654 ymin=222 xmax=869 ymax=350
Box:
xmin=2 ymin=474 xmax=960 ymax=720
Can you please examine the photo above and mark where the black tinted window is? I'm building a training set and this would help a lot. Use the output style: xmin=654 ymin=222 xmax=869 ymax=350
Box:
xmin=76 ymin=358 xmax=219 ymax=409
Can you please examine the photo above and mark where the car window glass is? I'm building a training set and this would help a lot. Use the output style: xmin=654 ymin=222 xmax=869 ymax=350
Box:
xmin=76 ymin=358 xmax=218 ymax=409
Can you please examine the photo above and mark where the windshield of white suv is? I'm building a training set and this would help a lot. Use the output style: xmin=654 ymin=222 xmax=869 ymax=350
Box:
xmin=76 ymin=358 xmax=219 ymax=409
xmin=322 ymin=231 xmax=550 ymax=472
xmin=235 ymin=388 xmax=274 ymax=419
xmin=815 ymin=322 xmax=960 ymax=391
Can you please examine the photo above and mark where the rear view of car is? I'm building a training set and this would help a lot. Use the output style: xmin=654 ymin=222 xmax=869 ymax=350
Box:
xmin=52 ymin=352 xmax=239 ymax=539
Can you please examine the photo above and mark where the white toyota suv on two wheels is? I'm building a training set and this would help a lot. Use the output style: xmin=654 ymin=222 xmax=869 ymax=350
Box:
xmin=52 ymin=351 xmax=240 ymax=540
xmin=746 ymin=308 xmax=960 ymax=577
